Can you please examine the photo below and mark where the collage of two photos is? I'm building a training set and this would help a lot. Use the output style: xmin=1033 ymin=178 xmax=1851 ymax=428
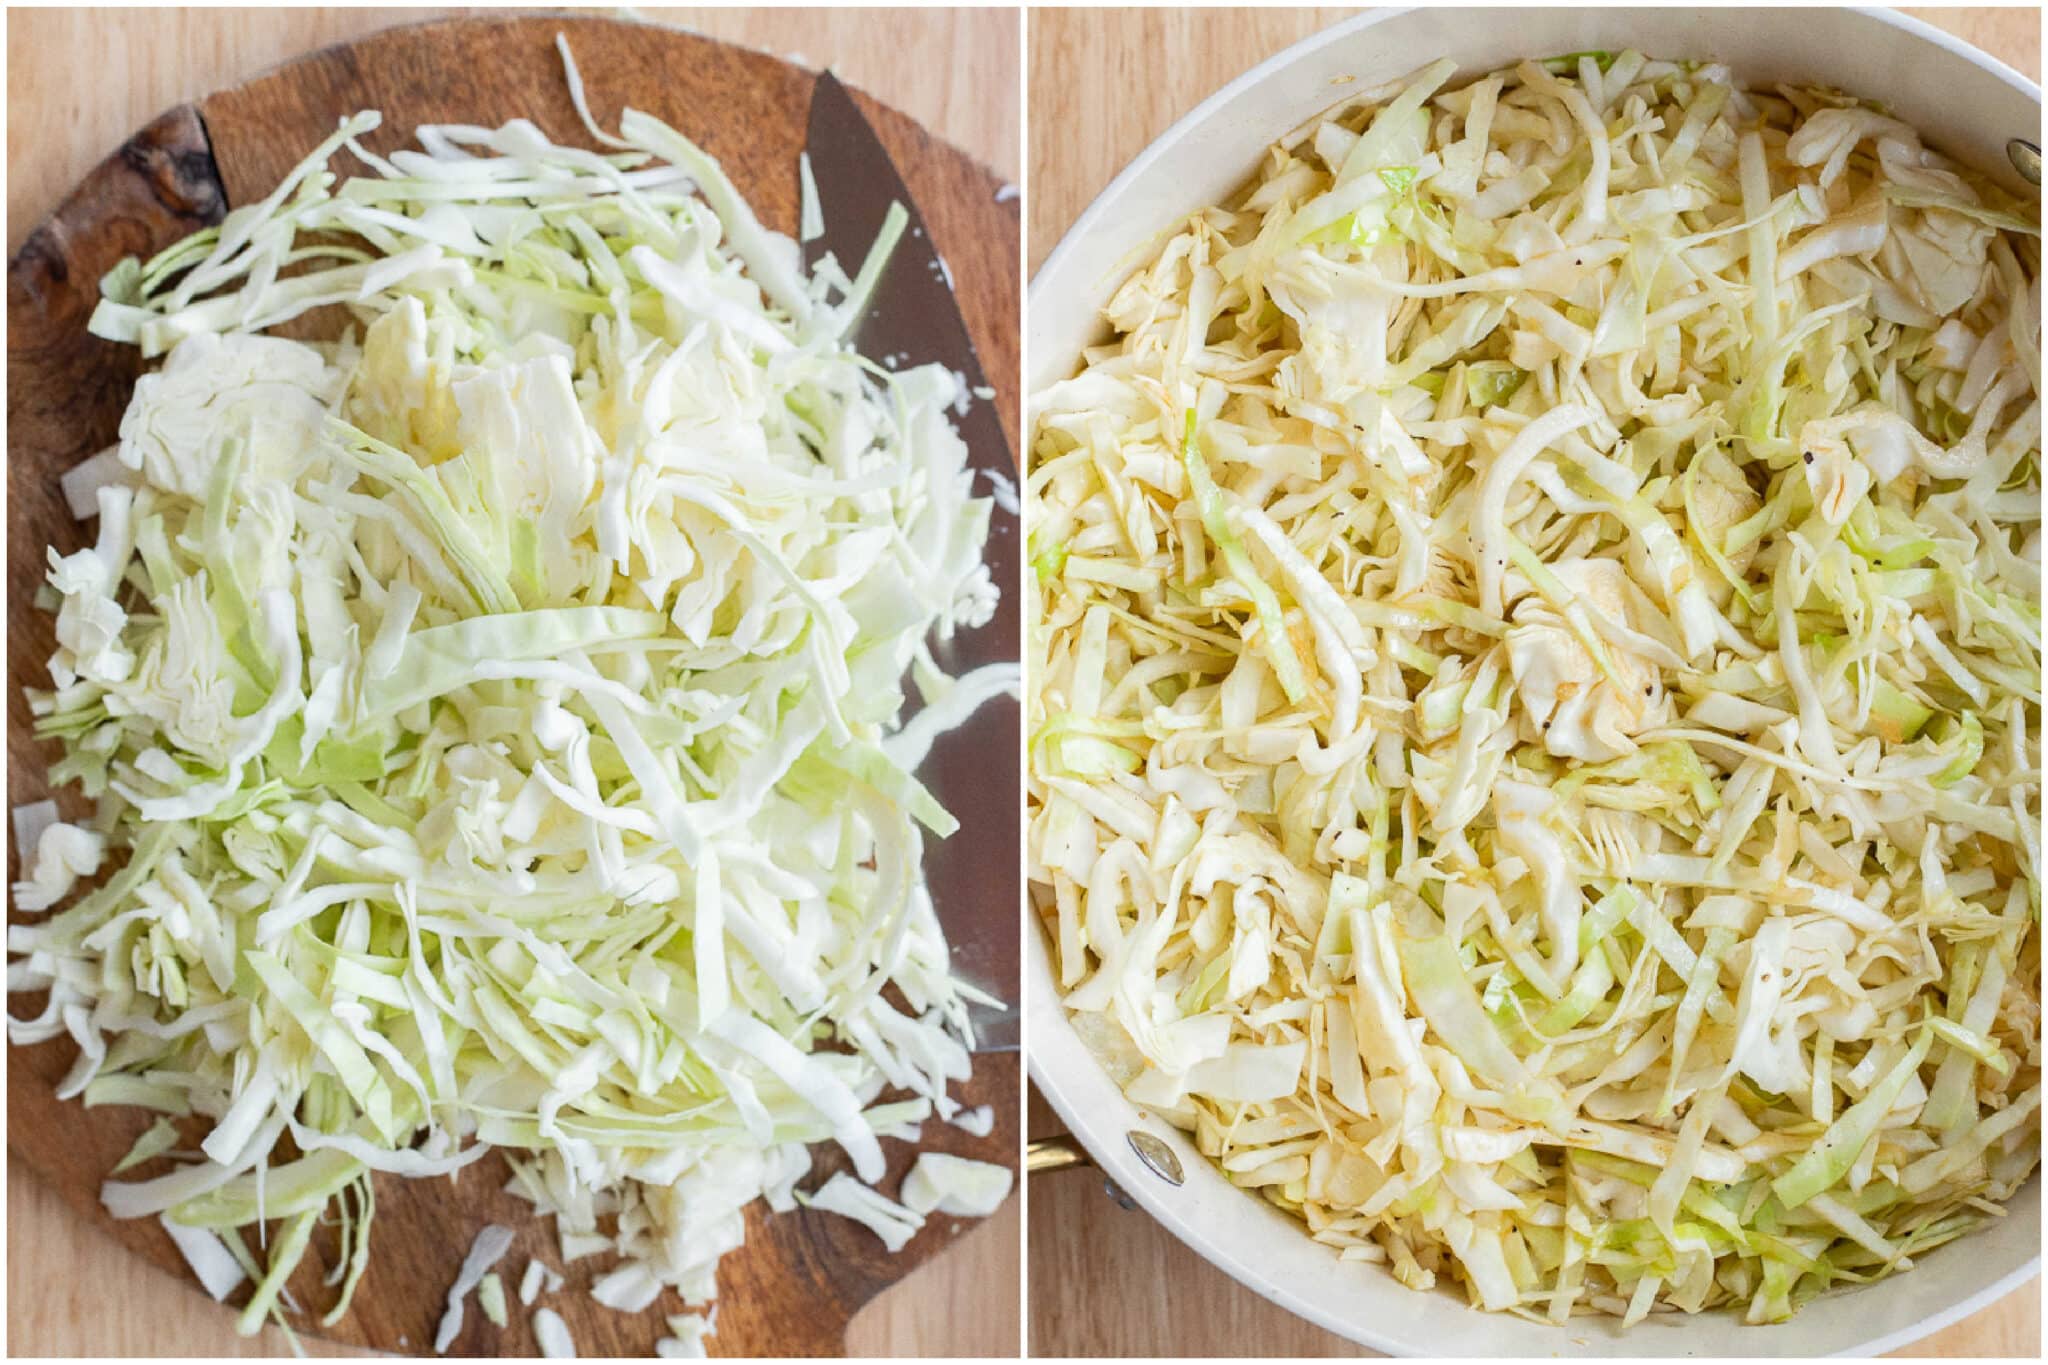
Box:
xmin=5 ymin=3 xmax=2042 ymax=1360
xmin=8 ymin=6 xmax=1020 ymax=1357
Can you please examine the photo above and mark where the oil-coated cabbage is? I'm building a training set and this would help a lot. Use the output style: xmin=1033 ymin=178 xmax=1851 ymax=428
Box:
xmin=1029 ymin=51 xmax=2039 ymax=1325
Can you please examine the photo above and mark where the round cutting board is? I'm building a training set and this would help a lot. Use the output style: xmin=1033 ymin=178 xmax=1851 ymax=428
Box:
xmin=6 ymin=14 xmax=1019 ymax=1357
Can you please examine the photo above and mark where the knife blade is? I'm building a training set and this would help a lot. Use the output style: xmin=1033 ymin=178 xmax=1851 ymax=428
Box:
xmin=802 ymin=72 xmax=1020 ymax=1051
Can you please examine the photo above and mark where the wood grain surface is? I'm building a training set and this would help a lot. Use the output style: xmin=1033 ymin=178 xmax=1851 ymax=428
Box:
xmin=1025 ymin=6 xmax=2042 ymax=1358
xmin=7 ymin=7 xmax=1020 ymax=1359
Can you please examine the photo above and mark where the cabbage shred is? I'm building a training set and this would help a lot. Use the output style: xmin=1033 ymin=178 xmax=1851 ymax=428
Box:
xmin=1029 ymin=52 xmax=2039 ymax=1325
xmin=11 ymin=51 xmax=1010 ymax=1333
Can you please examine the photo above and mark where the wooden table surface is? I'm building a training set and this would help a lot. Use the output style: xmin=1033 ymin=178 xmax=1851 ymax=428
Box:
xmin=5 ymin=7 xmax=1019 ymax=1358
xmin=1025 ymin=6 xmax=2042 ymax=1358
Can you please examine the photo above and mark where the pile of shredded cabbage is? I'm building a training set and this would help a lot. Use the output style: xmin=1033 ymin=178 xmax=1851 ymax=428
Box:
xmin=1029 ymin=51 xmax=2039 ymax=1325
xmin=10 ymin=43 xmax=1015 ymax=1350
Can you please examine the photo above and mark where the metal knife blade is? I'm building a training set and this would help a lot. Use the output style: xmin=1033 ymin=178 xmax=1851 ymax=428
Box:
xmin=802 ymin=72 xmax=1020 ymax=1051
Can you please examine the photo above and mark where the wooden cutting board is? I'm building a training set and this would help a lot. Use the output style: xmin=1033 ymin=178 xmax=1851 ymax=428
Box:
xmin=7 ymin=14 xmax=1019 ymax=1357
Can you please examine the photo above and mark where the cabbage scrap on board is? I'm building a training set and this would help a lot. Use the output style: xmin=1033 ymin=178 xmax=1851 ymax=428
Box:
xmin=1029 ymin=51 xmax=2039 ymax=1326
xmin=10 ymin=41 xmax=1016 ymax=1344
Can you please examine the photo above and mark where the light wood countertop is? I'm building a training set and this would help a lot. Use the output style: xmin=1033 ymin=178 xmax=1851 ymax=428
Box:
xmin=1026 ymin=6 xmax=2041 ymax=1357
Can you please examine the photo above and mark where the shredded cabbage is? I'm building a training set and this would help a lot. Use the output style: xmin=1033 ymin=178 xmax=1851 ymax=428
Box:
xmin=800 ymin=1169 xmax=926 ymax=1251
xmin=656 ymin=1310 xmax=715 ymax=1358
xmin=1029 ymin=52 xmax=2039 ymax=1326
xmin=477 ymin=1272 xmax=509 ymax=1329
xmin=10 ymin=39 xmax=1012 ymax=1339
xmin=518 ymin=1257 xmax=563 ymax=1307
xmin=160 ymin=1214 xmax=249 ymax=1303
xmin=900 ymin=1151 xmax=1015 ymax=1216
xmin=436 ymin=1224 xmax=515 ymax=1353
xmin=533 ymin=1306 xmax=576 ymax=1358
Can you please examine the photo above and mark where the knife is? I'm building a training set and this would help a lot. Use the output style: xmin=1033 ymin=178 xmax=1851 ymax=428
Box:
xmin=801 ymin=72 xmax=1021 ymax=1052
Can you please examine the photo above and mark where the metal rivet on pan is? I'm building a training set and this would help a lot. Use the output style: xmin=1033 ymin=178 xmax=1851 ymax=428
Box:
xmin=1100 ymin=1178 xmax=1138 ymax=1210
xmin=1127 ymin=1129 xmax=1185 ymax=1186
xmin=2008 ymin=139 xmax=2041 ymax=187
